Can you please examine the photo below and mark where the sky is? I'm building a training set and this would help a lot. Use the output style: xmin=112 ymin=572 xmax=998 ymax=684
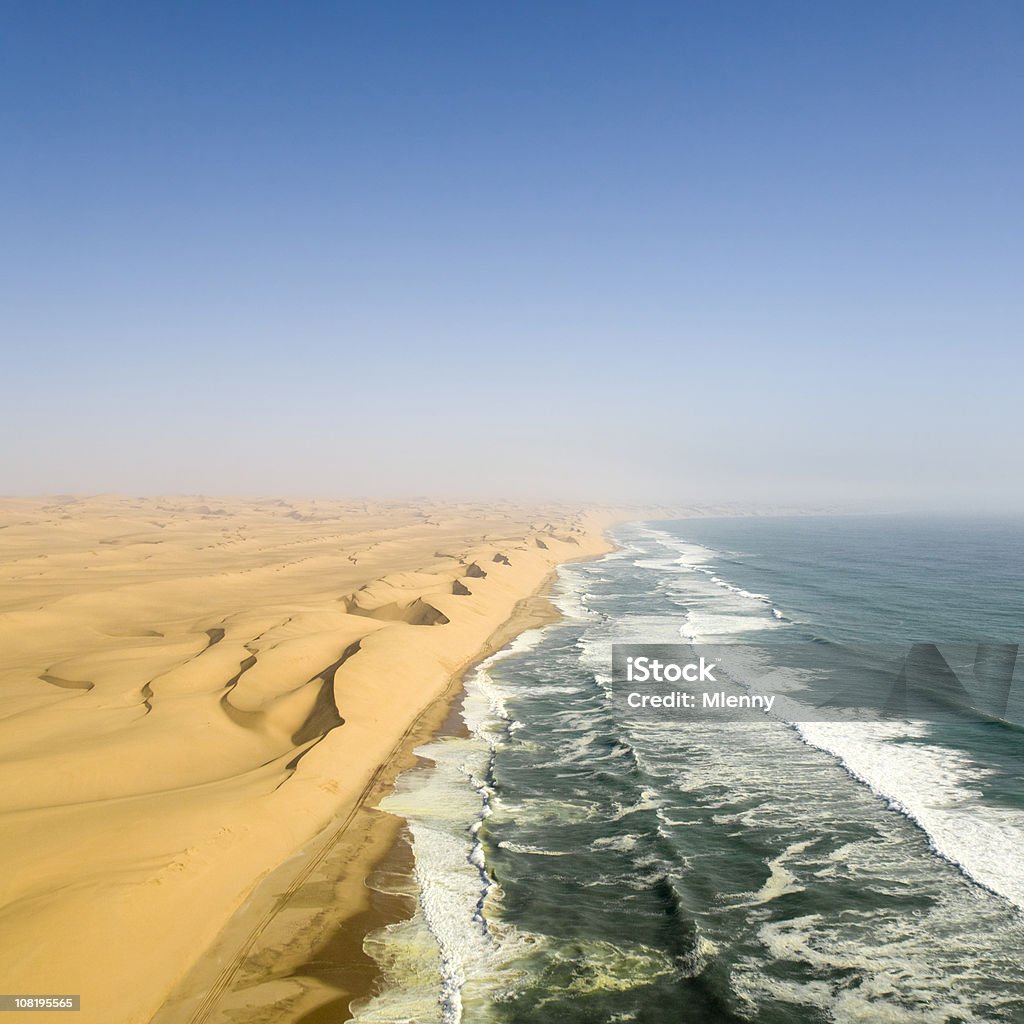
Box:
xmin=2 ymin=2 xmax=1022 ymax=509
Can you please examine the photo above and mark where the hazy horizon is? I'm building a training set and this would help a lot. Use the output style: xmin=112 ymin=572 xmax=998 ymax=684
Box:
xmin=3 ymin=3 xmax=1022 ymax=511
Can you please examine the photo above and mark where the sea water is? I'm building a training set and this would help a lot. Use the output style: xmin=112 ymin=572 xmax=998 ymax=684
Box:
xmin=351 ymin=516 xmax=1024 ymax=1023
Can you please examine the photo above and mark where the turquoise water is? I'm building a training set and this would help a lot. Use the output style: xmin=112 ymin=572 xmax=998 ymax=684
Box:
xmin=351 ymin=517 xmax=1024 ymax=1023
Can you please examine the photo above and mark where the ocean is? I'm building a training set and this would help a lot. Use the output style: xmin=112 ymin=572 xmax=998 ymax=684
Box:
xmin=349 ymin=516 xmax=1024 ymax=1023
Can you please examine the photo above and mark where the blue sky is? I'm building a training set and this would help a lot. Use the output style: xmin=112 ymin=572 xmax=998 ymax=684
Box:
xmin=2 ymin=2 xmax=1022 ymax=507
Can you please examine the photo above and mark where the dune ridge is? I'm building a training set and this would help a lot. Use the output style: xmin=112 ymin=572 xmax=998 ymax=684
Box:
xmin=0 ymin=496 xmax=611 ymax=1024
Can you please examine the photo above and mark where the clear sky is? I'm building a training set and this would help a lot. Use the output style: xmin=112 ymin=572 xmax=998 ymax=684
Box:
xmin=2 ymin=2 xmax=1022 ymax=509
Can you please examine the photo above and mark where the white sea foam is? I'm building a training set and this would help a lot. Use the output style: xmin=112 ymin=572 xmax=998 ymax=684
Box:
xmin=655 ymin=806 xmax=701 ymax=828
xmin=496 ymin=840 xmax=570 ymax=857
xmin=590 ymin=833 xmax=641 ymax=852
xmin=708 ymin=575 xmax=770 ymax=602
xmin=732 ymin=840 xmax=812 ymax=907
xmin=678 ymin=611 xmax=779 ymax=640
xmin=794 ymin=720 xmax=1024 ymax=909
xmin=610 ymin=788 xmax=661 ymax=820
xmin=637 ymin=528 xmax=717 ymax=568
xmin=552 ymin=563 xmax=604 ymax=619
xmin=355 ymin=649 xmax=546 ymax=1023
xmin=628 ymin=525 xmax=800 ymax=644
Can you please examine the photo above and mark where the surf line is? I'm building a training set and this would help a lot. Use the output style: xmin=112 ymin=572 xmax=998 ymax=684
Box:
xmin=626 ymin=691 xmax=776 ymax=713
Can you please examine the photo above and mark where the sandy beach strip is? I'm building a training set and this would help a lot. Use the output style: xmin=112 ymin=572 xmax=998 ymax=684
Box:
xmin=0 ymin=496 xmax=610 ymax=1024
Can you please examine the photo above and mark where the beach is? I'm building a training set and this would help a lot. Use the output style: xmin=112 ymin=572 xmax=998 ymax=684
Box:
xmin=0 ymin=496 xmax=611 ymax=1024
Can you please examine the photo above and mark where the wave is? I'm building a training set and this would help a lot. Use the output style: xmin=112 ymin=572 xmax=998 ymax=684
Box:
xmin=708 ymin=575 xmax=770 ymax=602
xmin=794 ymin=720 xmax=1024 ymax=909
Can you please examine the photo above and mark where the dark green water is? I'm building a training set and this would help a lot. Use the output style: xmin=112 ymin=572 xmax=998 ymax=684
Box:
xmin=352 ymin=517 xmax=1024 ymax=1024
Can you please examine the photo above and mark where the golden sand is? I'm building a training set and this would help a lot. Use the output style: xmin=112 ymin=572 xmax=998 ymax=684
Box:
xmin=0 ymin=496 xmax=611 ymax=1024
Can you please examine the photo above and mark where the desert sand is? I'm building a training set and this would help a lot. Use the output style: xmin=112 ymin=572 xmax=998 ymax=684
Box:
xmin=0 ymin=496 xmax=611 ymax=1023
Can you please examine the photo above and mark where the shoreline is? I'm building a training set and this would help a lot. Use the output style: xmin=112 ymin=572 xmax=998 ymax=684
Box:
xmin=153 ymin=569 xmax=577 ymax=1024
xmin=333 ymin=569 xmax=582 ymax=1020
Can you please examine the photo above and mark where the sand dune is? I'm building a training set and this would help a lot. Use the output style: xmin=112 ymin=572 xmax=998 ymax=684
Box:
xmin=0 ymin=496 xmax=610 ymax=1024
